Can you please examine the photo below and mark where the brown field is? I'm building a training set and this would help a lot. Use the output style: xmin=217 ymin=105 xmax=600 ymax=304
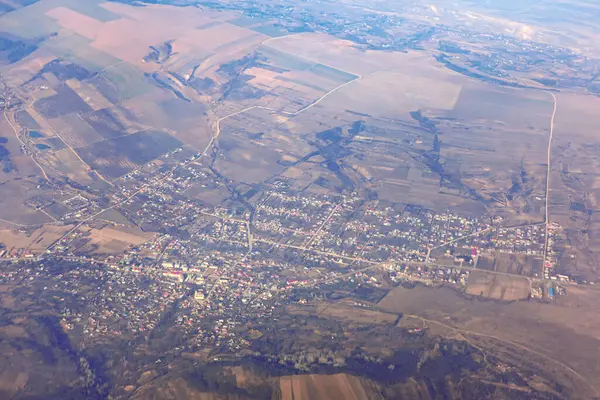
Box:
xmin=74 ymin=226 xmax=155 ymax=255
xmin=0 ymin=52 xmax=56 ymax=86
xmin=96 ymin=208 xmax=130 ymax=225
xmin=477 ymin=253 xmax=543 ymax=277
xmin=0 ymin=180 xmax=55 ymax=226
xmin=279 ymin=373 xmax=372 ymax=400
xmin=120 ymin=93 xmax=212 ymax=150
xmin=184 ymin=183 xmax=231 ymax=206
xmin=265 ymin=33 xmax=427 ymax=76
xmin=0 ymin=118 xmax=23 ymax=155
xmin=10 ymin=155 xmax=45 ymax=177
xmin=91 ymin=226 xmax=155 ymax=244
xmin=0 ymin=370 xmax=28 ymax=395
xmin=449 ymin=85 xmax=552 ymax=128
xmin=288 ymin=302 xmax=398 ymax=326
xmin=45 ymin=113 xmax=103 ymax=147
xmin=0 ymin=225 xmax=71 ymax=252
xmin=43 ymin=1 xmax=265 ymax=75
xmin=48 ymin=148 xmax=95 ymax=184
xmin=465 ymin=271 xmax=530 ymax=301
xmin=321 ymin=70 xmax=461 ymax=117
xmin=0 ymin=325 xmax=27 ymax=338
xmin=65 ymin=79 xmax=113 ymax=111
xmin=45 ymin=7 xmax=104 ymax=40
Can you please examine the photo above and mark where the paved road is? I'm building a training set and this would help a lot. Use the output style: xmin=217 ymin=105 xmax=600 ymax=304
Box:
xmin=543 ymin=91 xmax=558 ymax=266
xmin=425 ymin=227 xmax=492 ymax=263
xmin=303 ymin=203 xmax=340 ymax=249
xmin=47 ymin=132 xmax=218 ymax=251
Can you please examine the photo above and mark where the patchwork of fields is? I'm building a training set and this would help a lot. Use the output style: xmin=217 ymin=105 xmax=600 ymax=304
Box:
xmin=0 ymin=0 xmax=597 ymax=268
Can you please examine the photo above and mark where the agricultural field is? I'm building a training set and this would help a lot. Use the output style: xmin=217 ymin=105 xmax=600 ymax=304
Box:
xmin=0 ymin=0 xmax=595 ymax=289
xmin=2 ymin=0 xmax=600 ymax=399
xmin=76 ymin=129 xmax=182 ymax=180
xmin=74 ymin=225 xmax=156 ymax=255
xmin=542 ymin=92 xmax=600 ymax=279
xmin=278 ymin=374 xmax=373 ymax=400
xmin=477 ymin=254 xmax=544 ymax=277
xmin=0 ymin=224 xmax=71 ymax=254
xmin=0 ymin=0 xmax=565 ymax=227
xmin=0 ymin=0 xmax=241 ymax=194
xmin=465 ymin=271 xmax=531 ymax=301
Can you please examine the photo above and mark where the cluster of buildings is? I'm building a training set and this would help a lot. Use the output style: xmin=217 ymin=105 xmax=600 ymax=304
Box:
xmin=0 ymin=130 xmax=569 ymax=353
xmin=42 ymin=143 xmax=563 ymax=285
xmin=1 ymin=197 xmax=568 ymax=354
xmin=388 ymin=263 xmax=472 ymax=287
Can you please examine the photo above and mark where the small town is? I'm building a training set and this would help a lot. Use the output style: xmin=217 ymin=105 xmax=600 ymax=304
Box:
xmin=0 ymin=143 xmax=571 ymax=354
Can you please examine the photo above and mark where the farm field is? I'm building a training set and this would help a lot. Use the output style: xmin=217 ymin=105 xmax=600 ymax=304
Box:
xmin=74 ymin=225 xmax=156 ymax=255
xmin=278 ymin=374 xmax=372 ymax=400
xmin=76 ymin=129 xmax=183 ymax=180
xmin=465 ymin=271 xmax=530 ymax=301
xmin=0 ymin=225 xmax=72 ymax=254
xmin=0 ymin=0 xmax=565 ymax=227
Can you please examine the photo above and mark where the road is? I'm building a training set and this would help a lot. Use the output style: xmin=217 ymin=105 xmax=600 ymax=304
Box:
xmin=2 ymin=96 xmax=50 ymax=182
xmin=46 ymin=129 xmax=219 ymax=251
xmin=48 ymin=56 xmax=362 ymax=248
xmin=212 ymin=74 xmax=361 ymax=140
xmin=210 ymin=32 xmax=361 ymax=141
xmin=425 ymin=227 xmax=492 ymax=264
xmin=542 ymin=91 xmax=557 ymax=267
xmin=303 ymin=203 xmax=340 ymax=249
xmin=254 ymin=236 xmax=539 ymax=282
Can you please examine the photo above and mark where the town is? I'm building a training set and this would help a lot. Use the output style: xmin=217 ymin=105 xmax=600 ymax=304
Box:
xmin=0 ymin=143 xmax=571 ymax=355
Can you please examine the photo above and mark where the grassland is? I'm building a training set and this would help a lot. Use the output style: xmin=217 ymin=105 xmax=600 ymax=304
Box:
xmin=288 ymin=302 xmax=399 ymax=325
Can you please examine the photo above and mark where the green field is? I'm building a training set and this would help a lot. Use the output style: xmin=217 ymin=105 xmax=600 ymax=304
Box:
xmin=308 ymin=63 xmax=359 ymax=83
xmin=258 ymin=46 xmax=314 ymax=71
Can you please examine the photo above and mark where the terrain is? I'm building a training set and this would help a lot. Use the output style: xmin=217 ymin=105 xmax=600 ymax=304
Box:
xmin=1 ymin=259 xmax=596 ymax=399
xmin=1 ymin=0 xmax=600 ymax=399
